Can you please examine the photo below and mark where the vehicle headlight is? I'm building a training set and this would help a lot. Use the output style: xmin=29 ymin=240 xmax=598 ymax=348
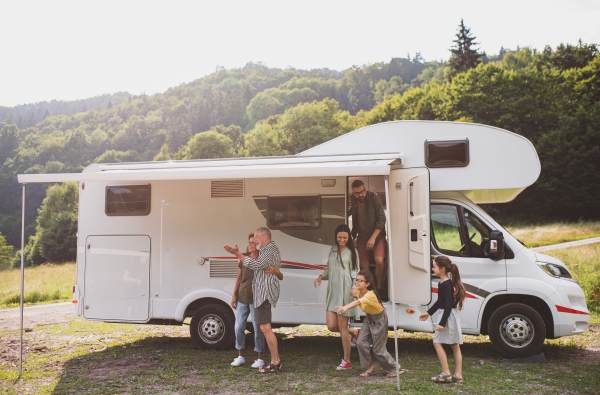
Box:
xmin=537 ymin=263 xmax=572 ymax=279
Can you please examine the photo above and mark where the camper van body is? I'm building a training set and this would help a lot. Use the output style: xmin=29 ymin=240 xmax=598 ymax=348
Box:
xmin=18 ymin=121 xmax=590 ymax=358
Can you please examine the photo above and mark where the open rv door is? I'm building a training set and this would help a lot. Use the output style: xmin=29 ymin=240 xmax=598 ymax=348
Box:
xmin=388 ymin=168 xmax=431 ymax=305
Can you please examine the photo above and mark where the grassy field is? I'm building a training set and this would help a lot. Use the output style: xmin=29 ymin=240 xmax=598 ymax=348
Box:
xmin=0 ymin=263 xmax=75 ymax=308
xmin=1 ymin=315 xmax=599 ymax=394
xmin=505 ymin=221 xmax=600 ymax=248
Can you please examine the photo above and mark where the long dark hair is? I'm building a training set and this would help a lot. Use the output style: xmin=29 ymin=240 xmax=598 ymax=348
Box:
xmin=434 ymin=256 xmax=466 ymax=311
xmin=334 ymin=224 xmax=357 ymax=271
xmin=356 ymin=270 xmax=383 ymax=306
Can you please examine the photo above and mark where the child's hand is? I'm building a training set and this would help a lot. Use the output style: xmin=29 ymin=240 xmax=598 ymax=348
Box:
xmin=336 ymin=305 xmax=347 ymax=314
xmin=418 ymin=313 xmax=429 ymax=321
xmin=436 ymin=325 xmax=444 ymax=331
xmin=350 ymin=288 xmax=357 ymax=298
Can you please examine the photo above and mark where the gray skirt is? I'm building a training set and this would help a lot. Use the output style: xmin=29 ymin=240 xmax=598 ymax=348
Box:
xmin=433 ymin=308 xmax=463 ymax=345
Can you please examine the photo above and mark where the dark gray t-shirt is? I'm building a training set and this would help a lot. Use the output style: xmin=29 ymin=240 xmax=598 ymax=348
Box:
xmin=236 ymin=260 xmax=254 ymax=305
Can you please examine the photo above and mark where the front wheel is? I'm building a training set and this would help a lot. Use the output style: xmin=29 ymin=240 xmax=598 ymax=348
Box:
xmin=190 ymin=304 xmax=235 ymax=349
xmin=488 ymin=303 xmax=546 ymax=358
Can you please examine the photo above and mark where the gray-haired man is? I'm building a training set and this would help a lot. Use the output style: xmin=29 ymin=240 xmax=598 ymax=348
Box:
xmin=224 ymin=227 xmax=282 ymax=373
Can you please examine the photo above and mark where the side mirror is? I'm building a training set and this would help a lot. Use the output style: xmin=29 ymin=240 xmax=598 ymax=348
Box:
xmin=486 ymin=230 xmax=505 ymax=261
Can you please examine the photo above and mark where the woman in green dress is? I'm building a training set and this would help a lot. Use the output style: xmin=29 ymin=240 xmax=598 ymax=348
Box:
xmin=314 ymin=224 xmax=360 ymax=370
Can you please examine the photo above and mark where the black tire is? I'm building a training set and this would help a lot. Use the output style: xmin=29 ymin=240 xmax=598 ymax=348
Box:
xmin=488 ymin=303 xmax=546 ymax=358
xmin=190 ymin=304 xmax=235 ymax=350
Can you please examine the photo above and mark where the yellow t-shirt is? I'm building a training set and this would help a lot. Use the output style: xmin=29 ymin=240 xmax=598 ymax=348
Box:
xmin=358 ymin=290 xmax=384 ymax=315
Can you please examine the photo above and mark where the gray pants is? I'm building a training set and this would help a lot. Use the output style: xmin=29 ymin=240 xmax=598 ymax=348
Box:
xmin=357 ymin=310 xmax=397 ymax=374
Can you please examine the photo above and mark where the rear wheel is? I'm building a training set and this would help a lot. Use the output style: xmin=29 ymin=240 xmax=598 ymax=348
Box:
xmin=488 ymin=303 xmax=546 ymax=358
xmin=190 ymin=304 xmax=235 ymax=349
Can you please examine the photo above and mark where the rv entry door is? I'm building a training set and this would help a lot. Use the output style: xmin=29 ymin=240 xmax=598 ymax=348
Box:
xmin=84 ymin=235 xmax=151 ymax=322
xmin=388 ymin=168 xmax=431 ymax=305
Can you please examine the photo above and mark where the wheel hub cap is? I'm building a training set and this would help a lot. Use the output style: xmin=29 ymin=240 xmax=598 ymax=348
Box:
xmin=199 ymin=315 xmax=225 ymax=344
xmin=500 ymin=314 xmax=533 ymax=348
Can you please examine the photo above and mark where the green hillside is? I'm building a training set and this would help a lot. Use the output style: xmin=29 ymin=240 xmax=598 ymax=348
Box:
xmin=0 ymin=33 xmax=598 ymax=267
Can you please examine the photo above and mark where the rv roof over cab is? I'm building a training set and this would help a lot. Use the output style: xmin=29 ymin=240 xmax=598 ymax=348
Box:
xmin=299 ymin=121 xmax=541 ymax=204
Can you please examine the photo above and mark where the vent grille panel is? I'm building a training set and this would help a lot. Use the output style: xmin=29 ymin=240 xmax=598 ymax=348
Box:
xmin=209 ymin=259 xmax=239 ymax=278
xmin=211 ymin=179 xmax=244 ymax=199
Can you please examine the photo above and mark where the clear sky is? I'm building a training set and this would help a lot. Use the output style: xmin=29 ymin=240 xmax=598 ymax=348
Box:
xmin=1 ymin=0 xmax=599 ymax=107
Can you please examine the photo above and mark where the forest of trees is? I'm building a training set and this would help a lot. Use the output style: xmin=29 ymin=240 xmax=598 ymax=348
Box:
xmin=0 ymin=21 xmax=598 ymax=266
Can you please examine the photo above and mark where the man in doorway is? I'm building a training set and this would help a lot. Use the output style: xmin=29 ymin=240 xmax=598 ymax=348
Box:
xmin=224 ymin=227 xmax=283 ymax=373
xmin=348 ymin=179 xmax=387 ymax=290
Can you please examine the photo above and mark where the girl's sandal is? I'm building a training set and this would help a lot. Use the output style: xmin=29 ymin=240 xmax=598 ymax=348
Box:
xmin=452 ymin=376 xmax=463 ymax=383
xmin=360 ymin=370 xmax=376 ymax=377
xmin=386 ymin=366 xmax=406 ymax=377
xmin=431 ymin=373 xmax=452 ymax=383
xmin=259 ymin=362 xmax=282 ymax=373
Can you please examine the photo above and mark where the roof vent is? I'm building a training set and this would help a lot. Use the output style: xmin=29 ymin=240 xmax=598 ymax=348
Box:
xmin=211 ymin=179 xmax=244 ymax=199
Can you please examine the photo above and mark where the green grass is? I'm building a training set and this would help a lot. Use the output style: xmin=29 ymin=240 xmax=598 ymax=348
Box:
xmin=0 ymin=262 xmax=75 ymax=308
xmin=505 ymin=221 xmax=600 ymax=248
xmin=1 ymin=317 xmax=599 ymax=394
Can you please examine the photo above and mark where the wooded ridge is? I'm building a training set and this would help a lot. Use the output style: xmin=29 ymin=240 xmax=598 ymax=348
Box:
xmin=0 ymin=29 xmax=598 ymax=266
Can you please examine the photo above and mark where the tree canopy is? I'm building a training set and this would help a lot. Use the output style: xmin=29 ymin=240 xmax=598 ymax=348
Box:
xmin=0 ymin=34 xmax=599 ymax=263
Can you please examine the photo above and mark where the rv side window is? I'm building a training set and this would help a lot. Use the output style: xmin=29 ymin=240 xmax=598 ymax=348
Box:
xmin=106 ymin=185 xmax=151 ymax=216
xmin=425 ymin=139 xmax=469 ymax=168
xmin=267 ymin=196 xmax=320 ymax=229
xmin=431 ymin=204 xmax=467 ymax=257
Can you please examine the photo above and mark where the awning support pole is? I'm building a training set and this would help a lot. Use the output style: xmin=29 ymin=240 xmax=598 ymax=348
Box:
xmin=384 ymin=175 xmax=400 ymax=392
xmin=17 ymin=183 xmax=26 ymax=382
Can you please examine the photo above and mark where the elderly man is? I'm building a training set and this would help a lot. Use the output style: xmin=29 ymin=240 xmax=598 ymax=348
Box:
xmin=224 ymin=227 xmax=282 ymax=373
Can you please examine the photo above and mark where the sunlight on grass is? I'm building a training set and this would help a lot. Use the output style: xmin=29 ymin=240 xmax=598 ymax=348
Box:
xmin=505 ymin=221 xmax=600 ymax=248
xmin=0 ymin=262 xmax=75 ymax=308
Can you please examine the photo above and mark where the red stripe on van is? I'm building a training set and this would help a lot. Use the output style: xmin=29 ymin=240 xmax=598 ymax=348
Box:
xmin=555 ymin=305 xmax=590 ymax=315
xmin=431 ymin=287 xmax=477 ymax=299
xmin=282 ymin=261 xmax=325 ymax=270
xmin=207 ymin=257 xmax=325 ymax=271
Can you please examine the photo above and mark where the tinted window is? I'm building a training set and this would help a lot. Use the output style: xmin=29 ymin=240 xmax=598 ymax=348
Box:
xmin=462 ymin=209 xmax=492 ymax=258
xmin=106 ymin=185 xmax=151 ymax=216
xmin=425 ymin=140 xmax=469 ymax=168
xmin=268 ymin=196 xmax=320 ymax=229
xmin=431 ymin=204 xmax=466 ymax=257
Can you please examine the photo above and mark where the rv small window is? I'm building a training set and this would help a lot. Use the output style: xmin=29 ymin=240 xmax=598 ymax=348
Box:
xmin=267 ymin=196 xmax=320 ymax=229
xmin=425 ymin=139 xmax=469 ymax=168
xmin=106 ymin=185 xmax=151 ymax=216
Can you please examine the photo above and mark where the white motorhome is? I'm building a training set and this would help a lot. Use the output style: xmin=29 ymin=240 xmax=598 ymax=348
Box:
xmin=18 ymin=121 xmax=590 ymax=358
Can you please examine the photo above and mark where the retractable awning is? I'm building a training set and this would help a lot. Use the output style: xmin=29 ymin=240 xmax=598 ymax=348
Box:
xmin=17 ymin=153 xmax=403 ymax=183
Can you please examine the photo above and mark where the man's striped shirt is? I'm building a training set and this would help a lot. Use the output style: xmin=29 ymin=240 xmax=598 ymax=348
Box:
xmin=243 ymin=241 xmax=281 ymax=308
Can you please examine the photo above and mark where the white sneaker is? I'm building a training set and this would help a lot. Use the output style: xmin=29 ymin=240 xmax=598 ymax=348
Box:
xmin=231 ymin=356 xmax=245 ymax=366
xmin=251 ymin=359 xmax=265 ymax=368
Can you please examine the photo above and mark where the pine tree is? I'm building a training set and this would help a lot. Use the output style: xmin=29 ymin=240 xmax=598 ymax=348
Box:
xmin=447 ymin=19 xmax=483 ymax=79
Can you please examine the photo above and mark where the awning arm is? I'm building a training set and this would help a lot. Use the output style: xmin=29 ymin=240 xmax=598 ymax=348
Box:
xmin=17 ymin=183 xmax=25 ymax=382
xmin=384 ymin=175 xmax=401 ymax=391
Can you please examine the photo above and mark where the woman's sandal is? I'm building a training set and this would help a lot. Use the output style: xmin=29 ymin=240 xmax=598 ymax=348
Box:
xmin=452 ymin=376 xmax=463 ymax=383
xmin=259 ymin=362 xmax=282 ymax=373
xmin=431 ymin=373 xmax=452 ymax=383
xmin=360 ymin=369 xmax=376 ymax=377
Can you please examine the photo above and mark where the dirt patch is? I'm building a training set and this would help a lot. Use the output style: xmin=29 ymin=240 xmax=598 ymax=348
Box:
xmin=0 ymin=302 xmax=73 ymax=331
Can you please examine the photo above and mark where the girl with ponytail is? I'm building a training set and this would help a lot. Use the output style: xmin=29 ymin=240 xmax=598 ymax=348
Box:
xmin=337 ymin=270 xmax=404 ymax=378
xmin=419 ymin=256 xmax=465 ymax=383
